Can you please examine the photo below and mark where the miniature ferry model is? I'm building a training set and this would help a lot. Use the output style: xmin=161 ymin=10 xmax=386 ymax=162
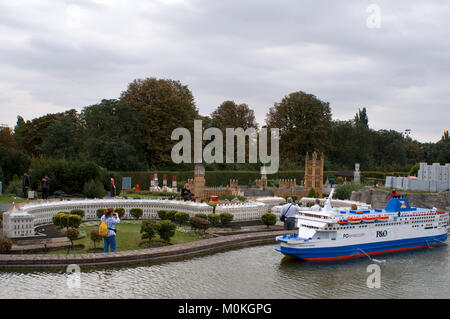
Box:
xmin=276 ymin=189 xmax=449 ymax=261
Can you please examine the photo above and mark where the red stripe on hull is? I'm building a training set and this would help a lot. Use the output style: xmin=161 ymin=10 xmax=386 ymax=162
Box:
xmin=300 ymin=243 xmax=444 ymax=262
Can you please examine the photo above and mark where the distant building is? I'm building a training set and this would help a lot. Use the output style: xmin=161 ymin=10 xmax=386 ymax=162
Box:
xmin=304 ymin=152 xmax=324 ymax=197
xmin=385 ymin=162 xmax=450 ymax=192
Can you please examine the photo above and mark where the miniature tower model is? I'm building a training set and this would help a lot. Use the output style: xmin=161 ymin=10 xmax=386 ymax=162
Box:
xmin=260 ymin=165 xmax=268 ymax=190
xmin=172 ymin=175 xmax=177 ymax=192
xmin=354 ymin=163 xmax=361 ymax=185
xmin=193 ymin=163 xmax=206 ymax=201
xmin=150 ymin=175 xmax=155 ymax=189
xmin=163 ymin=174 xmax=167 ymax=187
xmin=154 ymin=171 xmax=158 ymax=188
xmin=304 ymin=152 xmax=324 ymax=197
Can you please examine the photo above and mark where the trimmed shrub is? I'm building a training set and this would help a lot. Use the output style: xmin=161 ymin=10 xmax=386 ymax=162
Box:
xmin=66 ymin=227 xmax=80 ymax=248
xmin=174 ymin=212 xmax=190 ymax=226
xmin=157 ymin=210 xmax=168 ymax=220
xmin=261 ymin=213 xmax=277 ymax=228
xmin=90 ymin=229 xmax=102 ymax=251
xmin=96 ymin=208 xmax=106 ymax=219
xmin=67 ymin=214 xmax=82 ymax=229
xmin=83 ymin=179 xmax=106 ymax=198
xmin=189 ymin=216 xmax=211 ymax=234
xmin=307 ymin=188 xmax=317 ymax=198
xmin=114 ymin=207 xmax=125 ymax=219
xmin=0 ymin=236 xmax=13 ymax=254
xmin=166 ymin=210 xmax=177 ymax=222
xmin=335 ymin=183 xmax=364 ymax=200
xmin=130 ymin=208 xmax=143 ymax=220
xmin=141 ymin=219 xmax=158 ymax=247
xmin=70 ymin=209 xmax=85 ymax=218
xmin=195 ymin=213 xmax=207 ymax=220
xmin=207 ymin=213 xmax=220 ymax=227
xmin=52 ymin=212 xmax=65 ymax=228
xmin=156 ymin=220 xmax=177 ymax=243
xmin=219 ymin=213 xmax=234 ymax=226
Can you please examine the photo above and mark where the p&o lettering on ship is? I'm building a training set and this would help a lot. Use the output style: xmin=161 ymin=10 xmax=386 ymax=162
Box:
xmin=376 ymin=230 xmax=388 ymax=238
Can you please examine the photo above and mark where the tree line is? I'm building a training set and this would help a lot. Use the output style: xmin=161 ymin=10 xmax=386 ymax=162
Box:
xmin=0 ymin=77 xmax=449 ymax=191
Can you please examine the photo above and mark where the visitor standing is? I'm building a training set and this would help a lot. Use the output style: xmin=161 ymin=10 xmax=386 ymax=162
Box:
xmin=22 ymin=172 xmax=31 ymax=199
xmin=181 ymin=184 xmax=192 ymax=201
xmin=310 ymin=199 xmax=322 ymax=212
xmin=110 ymin=175 xmax=116 ymax=197
xmin=41 ymin=175 xmax=51 ymax=200
xmin=280 ymin=197 xmax=299 ymax=230
xmin=101 ymin=207 xmax=120 ymax=252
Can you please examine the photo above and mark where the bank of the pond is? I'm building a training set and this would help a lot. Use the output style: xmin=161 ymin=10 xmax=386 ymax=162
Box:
xmin=0 ymin=230 xmax=295 ymax=269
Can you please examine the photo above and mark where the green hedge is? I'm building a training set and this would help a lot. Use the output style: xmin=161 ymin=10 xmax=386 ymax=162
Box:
xmin=112 ymin=170 xmax=409 ymax=188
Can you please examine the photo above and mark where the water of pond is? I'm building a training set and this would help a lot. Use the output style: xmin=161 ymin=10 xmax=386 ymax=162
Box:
xmin=0 ymin=243 xmax=448 ymax=299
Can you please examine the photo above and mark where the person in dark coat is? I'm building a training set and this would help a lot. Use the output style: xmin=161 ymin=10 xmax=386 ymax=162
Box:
xmin=181 ymin=184 xmax=193 ymax=201
xmin=42 ymin=175 xmax=51 ymax=200
xmin=22 ymin=172 xmax=31 ymax=199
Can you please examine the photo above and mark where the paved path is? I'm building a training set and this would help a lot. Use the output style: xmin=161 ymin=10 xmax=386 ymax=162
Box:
xmin=0 ymin=230 xmax=296 ymax=269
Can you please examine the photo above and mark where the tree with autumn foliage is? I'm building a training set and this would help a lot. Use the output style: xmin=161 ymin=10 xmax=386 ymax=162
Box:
xmin=266 ymin=91 xmax=332 ymax=163
xmin=210 ymin=100 xmax=258 ymax=131
xmin=120 ymin=78 xmax=200 ymax=167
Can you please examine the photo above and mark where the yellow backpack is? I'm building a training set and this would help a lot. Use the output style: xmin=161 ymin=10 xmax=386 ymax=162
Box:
xmin=99 ymin=221 xmax=108 ymax=237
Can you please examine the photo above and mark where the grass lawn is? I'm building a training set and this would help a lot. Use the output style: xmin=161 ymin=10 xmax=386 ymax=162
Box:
xmin=44 ymin=220 xmax=212 ymax=254
xmin=120 ymin=192 xmax=175 ymax=199
xmin=0 ymin=196 xmax=30 ymax=204
xmin=378 ymin=187 xmax=438 ymax=194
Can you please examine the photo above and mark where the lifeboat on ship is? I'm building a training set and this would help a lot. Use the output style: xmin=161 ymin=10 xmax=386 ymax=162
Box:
xmin=376 ymin=215 xmax=389 ymax=222
xmin=347 ymin=217 xmax=362 ymax=224
xmin=362 ymin=216 xmax=376 ymax=223
xmin=338 ymin=220 xmax=348 ymax=225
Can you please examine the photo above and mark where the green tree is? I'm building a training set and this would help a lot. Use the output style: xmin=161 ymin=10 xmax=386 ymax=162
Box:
xmin=141 ymin=219 xmax=158 ymax=247
xmin=0 ymin=126 xmax=17 ymax=150
xmin=81 ymin=99 xmax=148 ymax=171
xmin=120 ymin=78 xmax=200 ymax=167
xmin=219 ymin=213 xmax=234 ymax=227
xmin=41 ymin=116 xmax=83 ymax=159
xmin=266 ymin=91 xmax=332 ymax=162
xmin=156 ymin=220 xmax=177 ymax=243
xmin=90 ymin=229 xmax=102 ymax=252
xmin=66 ymin=227 xmax=80 ymax=248
xmin=211 ymin=100 xmax=258 ymax=131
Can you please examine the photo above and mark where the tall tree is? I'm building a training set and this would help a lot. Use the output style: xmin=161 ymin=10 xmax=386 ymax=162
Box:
xmin=266 ymin=91 xmax=332 ymax=162
xmin=81 ymin=99 xmax=148 ymax=171
xmin=354 ymin=107 xmax=369 ymax=128
xmin=211 ymin=101 xmax=258 ymax=131
xmin=0 ymin=126 xmax=17 ymax=150
xmin=120 ymin=78 xmax=199 ymax=167
xmin=41 ymin=116 xmax=83 ymax=159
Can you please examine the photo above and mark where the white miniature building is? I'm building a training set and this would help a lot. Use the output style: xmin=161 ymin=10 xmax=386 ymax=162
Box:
xmin=385 ymin=162 xmax=450 ymax=192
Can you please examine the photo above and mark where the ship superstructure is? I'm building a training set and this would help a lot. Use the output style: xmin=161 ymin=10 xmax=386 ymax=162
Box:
xmin=276 ymin=190 xmax=448 ymax=261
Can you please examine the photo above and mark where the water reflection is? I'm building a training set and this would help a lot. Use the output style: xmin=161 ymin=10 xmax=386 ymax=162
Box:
xmin=0 ymin=244 xmax=448 ymax=299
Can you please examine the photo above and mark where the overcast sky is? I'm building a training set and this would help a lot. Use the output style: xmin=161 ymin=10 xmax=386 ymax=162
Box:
xmin=0 ymin=0 xmax=449 ymax=142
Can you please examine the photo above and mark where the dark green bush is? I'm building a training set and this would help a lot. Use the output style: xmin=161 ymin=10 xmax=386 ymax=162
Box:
xmin=83 ymin=179 xmax=106 ymax=198
xmin=96 ymin=208 xmax=106 ymax=219
xmin=307 ymin=188 xmax=317 ymax=198
xmin=335 ymin=183 xmax=364 ymax=200
xmin=219 ymin=213 xmax=234 ymax=226
xmin=52 ymin=212 xmax=65 ymax=228
xmin=165 ymin=210 xmax=177 ymax=222
xmin=195 ymin=213 xmax=207 ymax=220
xmin=156 ymin=220 xmax=177 ymax=243
xmin=0 ymin=236 xmax=12 ymax=254
xmin=67 ymin=214 xmax=82 ymax=228
xmin=141 ymin=219 xmax=158 ymax=247
xmin=174 ymin=212 xmax=190 ymax=225
xmin=261 ymin=213 xmax=277 ymax=228
xmin=130 ymin=208 xmax=143 ymax=220
xmin=157 ymin=210 xmax=168 ymax=220
xmin=114 ymin=207 xmax=125 ymax=218
xmin=207 ymin=213 xmax=220 ymax=227
xmin=70 ymin=209 xmax=85 ymax=218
